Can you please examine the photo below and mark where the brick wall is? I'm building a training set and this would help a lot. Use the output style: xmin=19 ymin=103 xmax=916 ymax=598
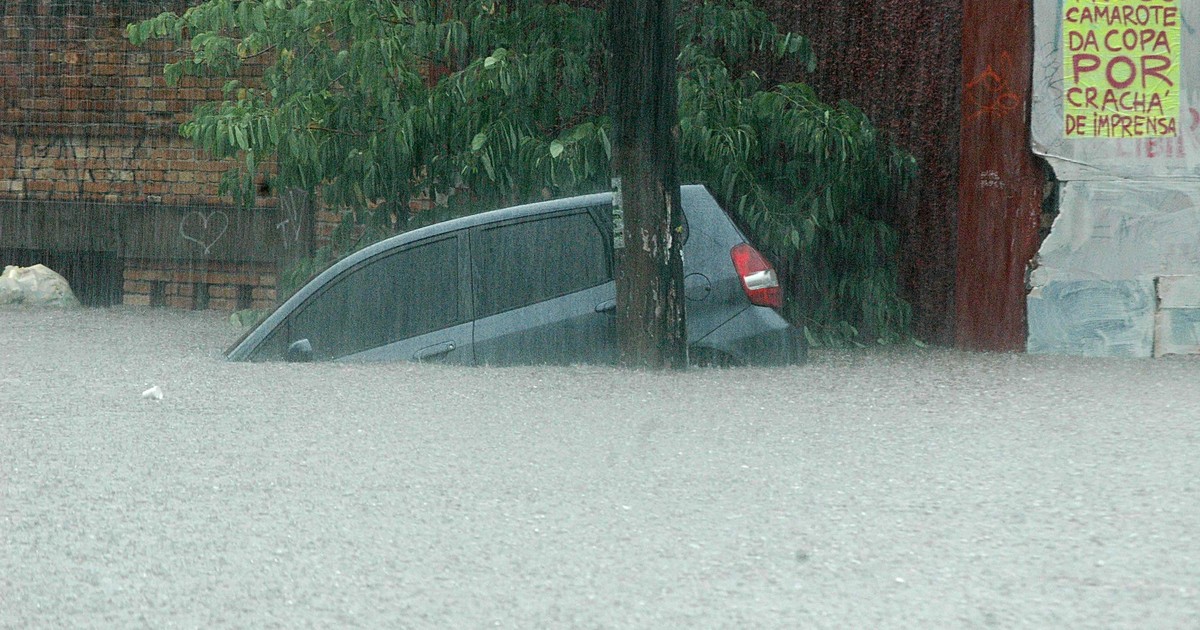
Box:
xmin=123 ymin=258 xmax=276 ymax=311
xmin=0 ymin=134 xmax=227 ymax=205
xmin=0 ymin=0 xmax=281 ymax=310
xmin=5 ymin=0 xmax=967 ymax=329
xmin=0 ymin=2 xmax=199 ymax=131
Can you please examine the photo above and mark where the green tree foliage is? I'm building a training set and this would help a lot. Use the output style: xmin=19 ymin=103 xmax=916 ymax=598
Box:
xmin=128 ymin=0 xmax=916 ymax=344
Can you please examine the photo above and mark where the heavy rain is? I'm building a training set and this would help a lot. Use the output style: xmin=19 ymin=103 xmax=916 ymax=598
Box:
xmin=4 ymin=0 xmax=1200 ymax=627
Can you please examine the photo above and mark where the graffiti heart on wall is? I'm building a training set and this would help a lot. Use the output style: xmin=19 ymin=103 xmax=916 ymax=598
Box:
xmin=179 ymin=210 xmax=229 ymax=256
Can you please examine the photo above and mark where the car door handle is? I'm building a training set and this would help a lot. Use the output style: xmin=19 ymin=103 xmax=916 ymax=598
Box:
xmin=414 ymin=341 xmax=455 ymax=361
xmin=595 ymin=299 xmax=616 ymax=314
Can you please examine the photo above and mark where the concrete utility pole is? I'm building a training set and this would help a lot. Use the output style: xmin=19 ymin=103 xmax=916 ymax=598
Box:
xmin=608 ymin=0 xmax=687 ymax=369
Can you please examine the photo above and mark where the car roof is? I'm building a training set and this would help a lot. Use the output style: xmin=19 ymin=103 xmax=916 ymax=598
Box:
xmin=299 ymin=184 xmax=711 ymax=294
xmin=356 ymin=191 xmax=612 ymax=258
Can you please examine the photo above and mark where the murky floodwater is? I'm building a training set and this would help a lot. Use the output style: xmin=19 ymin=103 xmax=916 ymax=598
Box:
xmin=2 ymin=307 xmax=1198 ymax=628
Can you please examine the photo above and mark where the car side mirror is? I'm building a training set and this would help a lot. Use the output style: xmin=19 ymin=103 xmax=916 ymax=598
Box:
xmin=286 ymin=338 xmax=314 ymax=363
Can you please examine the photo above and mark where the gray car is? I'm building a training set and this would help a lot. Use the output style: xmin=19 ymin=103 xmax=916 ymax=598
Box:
xmin=226 ymin=185 xmax=806 ymax=366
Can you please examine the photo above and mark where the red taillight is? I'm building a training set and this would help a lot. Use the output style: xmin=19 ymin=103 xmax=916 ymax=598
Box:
xmin=730 ymin=243 xmax=781 ymax=309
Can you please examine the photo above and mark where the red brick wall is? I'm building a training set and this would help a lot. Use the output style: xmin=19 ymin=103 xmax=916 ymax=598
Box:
xmin=4 ymin=0 xmax=968 ymax=328
xmin=0 ymin=2 xmax=198 ymax=131
xmin=0 ymin=135 xmax=227 ymax=206
xmin=0 ymin=1 xmax=279 ymax=310
xmin=123 ymin=258 xmax=277 ymax=311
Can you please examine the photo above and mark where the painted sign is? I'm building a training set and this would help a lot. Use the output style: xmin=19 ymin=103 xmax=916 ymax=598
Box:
xmin=1063 ymin=0 xmax=1181 ymax=138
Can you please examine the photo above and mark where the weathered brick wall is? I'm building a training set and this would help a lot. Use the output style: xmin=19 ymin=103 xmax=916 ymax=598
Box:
xmin=0 ymin=2 xmax=197 ymax=131
xmin=123 ymin=258 xmax=277 ymax=311
xmin=1 ymin=135 xmax=226 ymax=205
xmin=0 ymin=0 xmax=281 ymax=310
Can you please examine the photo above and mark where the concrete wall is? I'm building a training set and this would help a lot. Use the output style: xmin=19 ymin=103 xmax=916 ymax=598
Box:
xmin=1029 ymin=0 xmax=1200 ymax=357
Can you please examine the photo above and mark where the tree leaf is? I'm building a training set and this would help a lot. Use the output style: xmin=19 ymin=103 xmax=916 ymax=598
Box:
xmin=471 ymin=132 xmax=488 ymax=152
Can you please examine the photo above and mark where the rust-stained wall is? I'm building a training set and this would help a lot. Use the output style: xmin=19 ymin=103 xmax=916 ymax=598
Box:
xmin=955 ymin=0 xmax=1044 ymax=352
xmin=759 ymin=0 xmax=964 ymax=345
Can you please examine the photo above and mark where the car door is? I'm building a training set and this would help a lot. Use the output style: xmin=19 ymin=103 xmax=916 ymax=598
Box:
xmin=264 ymin=232 xmax=473 ymax=363
xmin=471 ymin=206 xmax=616 ymax=365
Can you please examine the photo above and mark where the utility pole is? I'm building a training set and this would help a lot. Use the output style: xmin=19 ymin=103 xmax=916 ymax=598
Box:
xmin=608 ymin=0 xmax=687 ymax=369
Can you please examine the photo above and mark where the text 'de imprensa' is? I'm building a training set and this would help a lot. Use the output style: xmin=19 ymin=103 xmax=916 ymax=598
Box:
xmin=1063 ymin=0 xmax=1181 ymax=139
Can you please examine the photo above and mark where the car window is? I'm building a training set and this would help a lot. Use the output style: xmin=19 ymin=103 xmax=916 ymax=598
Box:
xmin=285 ymin=236 xmax=461 ymax=360
xmin=473 ymin=210 xmax=610 ymax=319
xmin=251 ymin=322 xmax=290 ymax=361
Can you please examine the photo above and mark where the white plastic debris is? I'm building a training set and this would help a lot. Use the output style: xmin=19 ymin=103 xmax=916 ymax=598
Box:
xmin=0 ymin=264 xmax=80 ymax=307
xmin=141 ymin=385 xmax=164 ymax=401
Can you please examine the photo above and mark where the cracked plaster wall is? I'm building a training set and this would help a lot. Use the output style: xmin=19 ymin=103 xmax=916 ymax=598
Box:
xmin=1029 ymin=0 xmax=1200 ymax=357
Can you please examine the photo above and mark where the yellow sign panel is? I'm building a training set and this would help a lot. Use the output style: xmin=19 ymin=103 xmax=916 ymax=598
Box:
xmin=1063 ymin=0 xmax=1181 ymax=138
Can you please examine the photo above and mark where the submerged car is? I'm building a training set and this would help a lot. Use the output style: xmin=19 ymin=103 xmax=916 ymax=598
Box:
xmin=226 ymin=185 xmax=806 ymax=366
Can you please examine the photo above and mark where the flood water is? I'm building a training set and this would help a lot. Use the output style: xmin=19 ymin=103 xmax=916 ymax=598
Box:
xmin=3 ymin=306 xmax=1199 ymax=628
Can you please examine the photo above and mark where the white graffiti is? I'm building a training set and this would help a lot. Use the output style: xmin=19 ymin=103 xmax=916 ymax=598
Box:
xmin=978 ymin=170 xmax=1007 ymax=190
xmin=275 ymin=189 xmax=307 ymax=250
xmin=179 ymin=210 xmax=230 ymax=256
